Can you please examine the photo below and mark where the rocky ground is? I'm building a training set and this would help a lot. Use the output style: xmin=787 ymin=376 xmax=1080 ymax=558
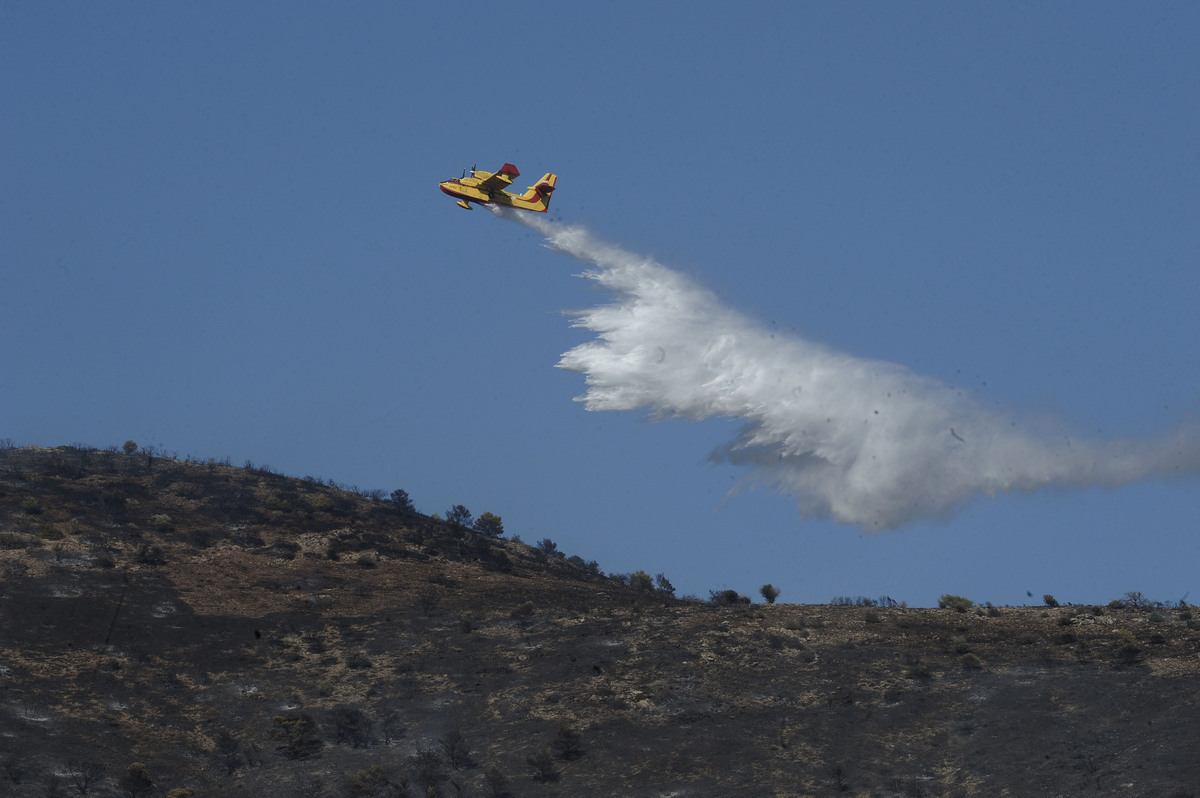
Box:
xmin=2 ymin=445 xmax=1198 ymax=797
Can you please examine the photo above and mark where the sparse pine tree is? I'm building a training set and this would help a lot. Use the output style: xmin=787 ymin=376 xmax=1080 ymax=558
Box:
xmin=655 ymin=572 xmax=676 ymax=595
xmin=473 ymin=511 xmax=504 ymax=537
xmin=390 ymin=489 xmax=415 ymax=511
xmin=446 ymin=504 xmax=473 ymax=527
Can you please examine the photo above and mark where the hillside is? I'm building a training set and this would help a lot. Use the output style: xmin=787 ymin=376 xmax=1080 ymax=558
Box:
xmin=1 ymin=444 xmax=1198 ymax=797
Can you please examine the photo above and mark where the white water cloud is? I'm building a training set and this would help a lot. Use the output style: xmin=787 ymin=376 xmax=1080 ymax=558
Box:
xmin=502 ymin=209 xmax=1200 ymax=529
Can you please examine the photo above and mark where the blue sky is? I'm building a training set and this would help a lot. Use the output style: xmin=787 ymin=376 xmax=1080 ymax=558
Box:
xmin=4 ymin=3 xmax=1197 ymax=607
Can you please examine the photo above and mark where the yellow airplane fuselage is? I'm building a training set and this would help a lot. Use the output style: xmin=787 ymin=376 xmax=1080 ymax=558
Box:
xmin=439 ymin=164 xmax=557 ymax=212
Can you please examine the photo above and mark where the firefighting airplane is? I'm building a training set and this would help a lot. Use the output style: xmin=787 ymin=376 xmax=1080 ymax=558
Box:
xmin=438 ymin=163 xmax=558 ymax=212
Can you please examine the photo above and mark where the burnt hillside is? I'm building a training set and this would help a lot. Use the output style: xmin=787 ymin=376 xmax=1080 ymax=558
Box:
xmin=1 ymin=444 xmax=1198 ymax=797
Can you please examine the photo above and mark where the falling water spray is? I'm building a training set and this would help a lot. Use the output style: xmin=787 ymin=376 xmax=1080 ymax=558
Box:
xmin=498 ymin=209 xmax=1200 ymax=529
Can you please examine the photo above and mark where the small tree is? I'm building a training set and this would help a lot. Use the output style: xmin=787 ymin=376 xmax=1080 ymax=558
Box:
xmin=347 ymin=765 xmax=388 ymax=797
xmin=629 ymin=570 xmax=654 ymax=591
xmin=417 ymin=588 xmax=442 ymax=617
xmin=439 ymin=728 xmax=471 ymax=769
xmin=552 ymin=726 xmax=584 ymax=761
xmin=270 ymin=713 xmax=321 ymax=759
xmin=331 ymin=704 xmax=373 ymax=748
xmin=68 ymin=761 xmax=106 ymax=795
xmin=536 ymin=538 xmax=558 ymax=556
xmin=760 ymin=584 xmax=781 ymax=604
xmin=655 ymin=572 xmax=676 ymax=596
xmin=473 ymin=512 xmax=504 ymax=538
xmin=214 ymin=729 xmax=242 ymax=775
xmin=45 ymin=775 xmax=65 ymax=798
xmin=409 ymin=749 xmax=444 ymax=793
xmin=390 ymin=489 xmax=415 ymax=512
xmin=119 ymin=763 xmax=153 ymax=798
xmin=122 ymin=440 xmax=138 ymax=455
xmin=484 ymin=764 xmax=507 ymax=798
xmin=446 ymin=505 xmax=473 ymax=527
xmin=710 ymin=589 xmax=751 ymax=606
xmin=526 ymin=747 xmax=558 ymax=782
xmin=1116 ymin=629 xmax=1141 ymax=665
xmin=1043 ymin=594 xmax=1059 ymax=607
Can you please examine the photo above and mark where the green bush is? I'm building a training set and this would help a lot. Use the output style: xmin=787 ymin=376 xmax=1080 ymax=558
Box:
xmin=37 ymin=524 xmax=66 ymax=541
xmin=710 ymin=589 xmax=751 ymax=606
xmin=133 ymin=542 xmax=164 ymax=565
xmin=270 ymin=713 xmax=321 ymax=759
xmin=959 ymin=652 xmax=984 ymax=670
xmin=347 ymin=765 xmax=387 ymax=796
xmin=1043 ymin=594 xmax=1059 ymax=607
xmin=906 ymin=662 xmax=931 ymax=679
xmin=938 ymin=594 xmax=973 ymax=612
xmin=760 ymin=584 xmax=781 ymax=604
xmin=119 ymin=763 xmax=154 ymax=797
xmin=629 ymin=570 xmax=655 ymax=591
xmin=0 ymin=532 xmax=27 ymax=550
xmin=1115 ymin=629 xmax=1140 ymax=665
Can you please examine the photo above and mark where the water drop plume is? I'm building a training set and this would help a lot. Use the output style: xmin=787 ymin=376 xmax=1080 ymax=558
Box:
xmin=499 ymin=208 xmax=1200 ymax=529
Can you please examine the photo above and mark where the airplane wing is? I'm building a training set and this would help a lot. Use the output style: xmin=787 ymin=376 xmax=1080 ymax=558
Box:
xmin=475 ymin=163 xmax=520 ymax=194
